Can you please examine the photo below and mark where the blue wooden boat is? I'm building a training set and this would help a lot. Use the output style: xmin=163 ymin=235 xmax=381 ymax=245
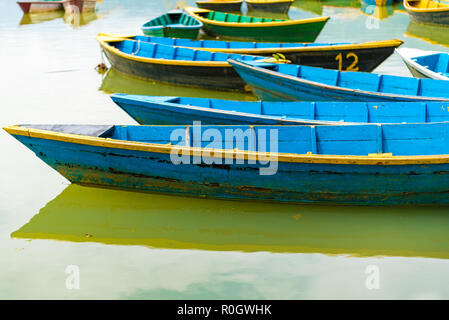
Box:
xmin=110 ymin=94 xmax=449 ymax=125
xmin=111 ymin=34 xmax=403 ymax=72
xmin=96 ymin=34 xmax=267 ymax=91
xmin=228 ymin=59 xmax=449 ymax=101
xmin=141 ymin=10 xmax=203 ymax=39
xmin=396 ymin=48 xmax=449 ymax=80
xmin=6 ymin=123 xmax=449 ymax=205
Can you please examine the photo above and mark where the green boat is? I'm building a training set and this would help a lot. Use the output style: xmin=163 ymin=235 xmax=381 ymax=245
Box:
xmin=184 ymin=6 xmax=330 ymax=42
xmin=141 ymin=10 xmax=203 ymax=39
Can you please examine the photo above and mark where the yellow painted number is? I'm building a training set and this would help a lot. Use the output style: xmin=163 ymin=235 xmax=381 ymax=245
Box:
xmin=335 ymin=52 xmax=359 ymax=71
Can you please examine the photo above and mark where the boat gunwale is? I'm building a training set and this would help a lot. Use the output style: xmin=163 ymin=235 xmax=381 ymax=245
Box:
xmin=5 ymin=124 xmax=449 ymax=165
xmin=141 ymin=12 xmax=203 ymax=31
xmin=127 ymin=36 xmax=403 ymax=54
xmin=111 ymin=94 xmax=363 ymax=126
xmin=228 ymin=58 xmax=449 ymax=102
xmin=184 ymin=6 xmax=330 ymax=27
xmin=96 ymin=34 xmax=263 ymax=67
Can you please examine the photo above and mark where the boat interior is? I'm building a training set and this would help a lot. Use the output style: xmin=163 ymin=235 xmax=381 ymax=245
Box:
xmin=412 ymin=53 xmax=449 ymax=76
xmin=115 ymin=95 xmax=449 ymax=124
xmin=17 ymin=123 xmax=449 ymax=156
xmin=108 ymin=39 xmax=264 ymax=62
xmin=248 ymin=60 xmax=449 ymax=98
xmin=407 ymin=0 xmax=449 ymax=9
xmin=142 ymin=12 xmax=201 ymax=28
xmin=132 ymin=35 xmax=349 ymax=49
xmin=196 ymin=9 xmax=285 ymax=22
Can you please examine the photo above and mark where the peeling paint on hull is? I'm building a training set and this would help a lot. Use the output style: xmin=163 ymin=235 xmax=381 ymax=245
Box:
xmin=12 ymin=134 xmax=449 ymax=205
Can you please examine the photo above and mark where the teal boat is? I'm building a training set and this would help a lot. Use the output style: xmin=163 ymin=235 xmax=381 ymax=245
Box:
xmin=141 ymin=10 xmax=203 ymax=39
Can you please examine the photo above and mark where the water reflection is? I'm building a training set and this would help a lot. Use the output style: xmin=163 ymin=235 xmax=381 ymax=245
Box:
xmin=405 ymin=20 xmax=449 ymax=47
xmin=321 ymin=0 xmax=361 ymax=9
xmin=19 ymin=12 xmax=65 ymax=25
xmin=361 ymin=2 xmax=395 ymax=20
xmin=63 ymin=12 xmax=99 ymax=28
xmin=18 ymin=11 xmax=98 ymax=27
xmin=12 ymin=185 xmax=449 ymax=259
xmin=292 ymin=0 xmax=324 ymax=15
xmin=99 ymin=67 xmax=256 ymax=100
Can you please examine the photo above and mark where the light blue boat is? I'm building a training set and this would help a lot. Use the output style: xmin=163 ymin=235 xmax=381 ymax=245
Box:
xmin=396 ymin=48 xmax=449 ymax=80
xmin=6 ymin=123 xmax=449 ymax=205
xmin=111 ymin=94 xmax=449 ymax=125
xmin=228 ymin=59 xmax=449 ymax=101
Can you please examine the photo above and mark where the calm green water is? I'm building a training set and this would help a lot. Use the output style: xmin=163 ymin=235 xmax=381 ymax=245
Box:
xmin=1 ymin=0 xmax=449 ymax=299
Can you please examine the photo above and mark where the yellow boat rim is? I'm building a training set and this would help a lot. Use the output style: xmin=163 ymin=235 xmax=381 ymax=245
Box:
xmin=96 ymin=34 xmax=234 ymax=68
xmin=184 ymin=6 xmax=330 ymax=27
xmin=404 ymin=0 xmax=449 ymax=13
xmin=5 ymin=125 xmax=449 ymax=166
xmin=99 ymin=33 xmax=402 ymax=55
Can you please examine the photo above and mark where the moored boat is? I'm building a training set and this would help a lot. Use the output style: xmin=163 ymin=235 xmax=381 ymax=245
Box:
xmin=396 ymin=48 xmax=449 ymax=80
xmin=246 ymin=0 xmax=294 ymax=13
xmin=228 ymin=59 xmax=449 ymax=101
xmin=141 ymin=10 xmax=203 ymax=39
xmin=17 ymin=0 xmax=64 ymax=14
xmin=114 ymin=35 xmax=402 ymax=72
xmin=184 ymin=6 xmax=330 ymax=42
xmin=6 ymin=123 xmax=449 ymax=205
xmin=111 ymin=94 xmax=449 ymax=125
xmin=404 ymin=0 xmax=449 ymax=25
xmin=62 ymin=0 xmax=96 ymax=13
xmin=96 ymin=34 xmax=269 ymax=91
xmin=196 ymin=0 xmax=243 ymax=12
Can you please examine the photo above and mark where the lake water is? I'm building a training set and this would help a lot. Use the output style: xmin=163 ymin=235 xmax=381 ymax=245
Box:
xmin=1 ymin=0 xmax=449 ymax=299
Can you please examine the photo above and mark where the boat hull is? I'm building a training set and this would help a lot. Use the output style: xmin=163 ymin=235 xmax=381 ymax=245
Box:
xmin=196 ymin=1 xmax=243 ymax=12
xmin=246 ymin=1 xmax=293 ymax=14
xmin=407 ymin=10 xmax=449 ymax=25
xmin=17 ymin=1 xmax=63 ymax=13
xmin=229 ymin=60 xmax=449 ymax=102
xmin=63 ymin=0 xmax=96 ymax=13
xmin=11 ymin=133 xmax=449 ymax=205
xmin=201 ymin=19 xmax=328 ymax=42
xmin=101 ymin=47 xmax=249 ymax=92
xmin=267 ymin=46 xmax=398 ymax=72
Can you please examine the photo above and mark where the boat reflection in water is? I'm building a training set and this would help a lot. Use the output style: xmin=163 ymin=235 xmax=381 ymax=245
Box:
xmin=19 ymin=11 xmax=98 ymax=27
xmin=99 ymin=67 xmax=256 ymax=101
xmin=19 ymin=11 xmax=64 ymax=25
xmin=12 ymin=185 xmax=449 ymax=259
xmin=361 ymin=1 xmax=395 ymax=20
xmin=405 ymin=19 xmax=449 ymax=47
xmin=63 ymin=11 xmax=98 ymax=28
xmin=291 ymin=0 xmax=323 ymax=15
